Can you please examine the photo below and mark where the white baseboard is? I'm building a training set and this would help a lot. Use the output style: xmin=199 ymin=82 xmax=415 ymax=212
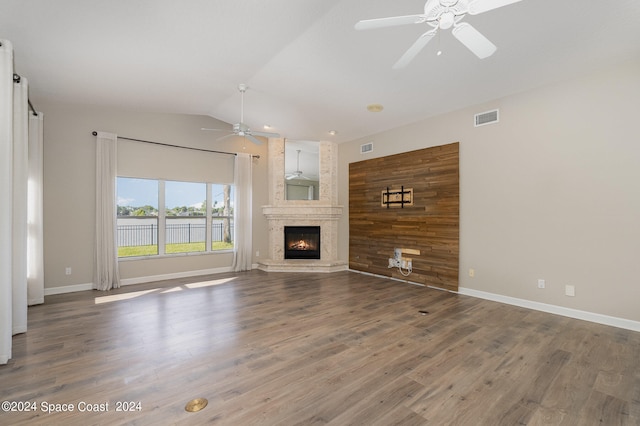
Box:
xmin=45 ymin=282 xmax=93 ymax=296
xmin=119 ymin=266 xmax=234 ymax=286
xmin=12 ymin=325 xmax=27 ymax=334
xmin=458 ymin=287 xmax=640 ymax=332
xmin=43 ymin=266 xmax=256 ymax=296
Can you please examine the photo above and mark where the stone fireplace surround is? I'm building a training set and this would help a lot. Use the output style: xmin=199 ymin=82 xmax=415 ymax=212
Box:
xmin=257 ymin=138 xmax=347 ymax=273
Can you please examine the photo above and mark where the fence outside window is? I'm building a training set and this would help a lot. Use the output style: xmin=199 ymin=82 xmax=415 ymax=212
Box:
xmin=117 ymin=217 xmax=233 ymax=248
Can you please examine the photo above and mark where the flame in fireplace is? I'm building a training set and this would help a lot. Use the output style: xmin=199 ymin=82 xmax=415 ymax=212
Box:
xmin=289 ymin=239 xmax=313 ymax=250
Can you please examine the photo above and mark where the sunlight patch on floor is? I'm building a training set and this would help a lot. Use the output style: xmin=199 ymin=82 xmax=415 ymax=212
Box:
xmin=94 ymin=277 xmax=237 ymax=304
xmin=161 ymin=286 xmax=183 ymax=293
xmin=184 ymin=277 xmax=236 ymax=289
xmin=94 ymin=289 xmax=159 ymax=304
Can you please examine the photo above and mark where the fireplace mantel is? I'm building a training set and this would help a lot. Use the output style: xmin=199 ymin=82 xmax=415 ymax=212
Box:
xmin=262 ymin=205 xmax=343 ymax=220
xmin=257 ymin=138 xmax=347 ymax=273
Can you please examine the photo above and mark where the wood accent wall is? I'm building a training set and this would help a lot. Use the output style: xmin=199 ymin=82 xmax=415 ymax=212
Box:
xmin=349 ymin=142 xmax=459 ymax=291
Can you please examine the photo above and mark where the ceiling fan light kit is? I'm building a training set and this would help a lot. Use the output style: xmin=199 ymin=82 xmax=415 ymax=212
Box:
xmin=355 ymin=0 xmax=523 ymax=68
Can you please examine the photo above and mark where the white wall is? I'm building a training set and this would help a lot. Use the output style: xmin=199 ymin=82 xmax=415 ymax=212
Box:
xmin=338 ymin=59 xmax=640 ymax=323
xmin=41 ymin=102 xmax=269 ymax=291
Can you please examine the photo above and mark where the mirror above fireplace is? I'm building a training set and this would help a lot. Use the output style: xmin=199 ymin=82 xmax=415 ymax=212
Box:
xmin=285 ymin=140 xmax=319 ymax=200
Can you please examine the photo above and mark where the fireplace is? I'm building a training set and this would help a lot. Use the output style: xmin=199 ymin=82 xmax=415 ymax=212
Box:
xmin=284 ymin=226 xmax=321 ymax=259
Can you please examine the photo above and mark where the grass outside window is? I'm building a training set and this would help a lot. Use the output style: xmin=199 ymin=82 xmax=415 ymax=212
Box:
xmin=118 ymin=241 xmax=233 ymax=258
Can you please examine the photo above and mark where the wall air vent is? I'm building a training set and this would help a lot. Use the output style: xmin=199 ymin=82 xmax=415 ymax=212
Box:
xmin=474 ymin=109 xmax=499 ymax=127
xmin=361 ymin=142 xmax=373 ymax=154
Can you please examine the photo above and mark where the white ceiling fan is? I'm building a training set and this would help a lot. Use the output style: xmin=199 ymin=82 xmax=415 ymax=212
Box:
xmin=202 ymin=83 xmax=280 ymax=145
xmin=355 ymin=0 xmax=523 ymax=69
xmin=286 ymin=149 xmax=312 ymax=180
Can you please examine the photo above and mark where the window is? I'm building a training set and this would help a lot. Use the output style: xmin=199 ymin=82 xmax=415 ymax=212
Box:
xmin=117 ymin=178 xmax=158 ymax=257
xmin=211 ymin=184 xmax=234 ymax=251
xmin=117 ymin=177 xmax=234 ymax=258
xmin=165 ymin=181 xmax=206 ymax=254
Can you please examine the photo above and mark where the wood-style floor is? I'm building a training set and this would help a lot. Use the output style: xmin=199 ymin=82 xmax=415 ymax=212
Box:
xmin=2 ymin=270 xmax=639 ymax=425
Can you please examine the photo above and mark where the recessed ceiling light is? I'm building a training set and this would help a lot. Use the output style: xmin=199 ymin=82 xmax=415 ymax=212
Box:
xmin=329 ymin=130 xmax=337 ymax=136
xmin=263 ymin=124 xmax=272 ymax=129
xmin=367 ymin=104 xmax=384 ymax=113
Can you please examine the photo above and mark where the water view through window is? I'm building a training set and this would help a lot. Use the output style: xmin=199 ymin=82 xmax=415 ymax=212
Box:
xmin=117 ymin=177 xmax=234 ymax=257
xmin=165 ymin=181 xmax=206 ymax=254
xmin=117 ymin=177 xmax=159 ymax=257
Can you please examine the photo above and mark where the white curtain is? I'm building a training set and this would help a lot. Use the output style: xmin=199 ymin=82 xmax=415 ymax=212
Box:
xmin=1 ymin=40 xmax=33 ymax=362
xmin=12 ymin=71 xmax=29 ymax=335
xmin=231 ymin=153 xmax=253 ymax=271
xmin=0 ymin=40 xmax=14 ymax=364
xmin=28 ymin=111 xmax=44 ymax=305
xmin=0 ymin=40 xmax=42 ymax=365
xmin=94 ymin=132 xmax=120 ymax=291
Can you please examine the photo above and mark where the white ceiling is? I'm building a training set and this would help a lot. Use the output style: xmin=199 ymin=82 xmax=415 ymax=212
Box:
xmin=2 ymin=0 xmax=640 ymax=143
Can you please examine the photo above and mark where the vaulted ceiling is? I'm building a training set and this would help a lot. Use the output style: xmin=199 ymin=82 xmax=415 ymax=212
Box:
xmin=2 ymin=0 xmax=640 ymax=143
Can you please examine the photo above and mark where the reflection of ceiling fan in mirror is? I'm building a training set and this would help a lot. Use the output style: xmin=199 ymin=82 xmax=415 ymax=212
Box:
xmin=286 ymin=150 xmax=312 ymax=180
xmin=201 ymin=83 xmax=280 ymax=145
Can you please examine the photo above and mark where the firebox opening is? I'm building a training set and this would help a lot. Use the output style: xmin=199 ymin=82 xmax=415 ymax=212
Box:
xmin=284 ymin=226 xmax=321 ymax=260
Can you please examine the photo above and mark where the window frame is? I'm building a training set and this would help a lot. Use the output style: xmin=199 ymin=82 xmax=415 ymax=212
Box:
xmin=116 ymin=177 xmax=234 ymax=260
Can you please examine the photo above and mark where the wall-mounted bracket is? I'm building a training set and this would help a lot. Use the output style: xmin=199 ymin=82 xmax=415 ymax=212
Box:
xmin=381 ymin=186 xmax=413 ymax=208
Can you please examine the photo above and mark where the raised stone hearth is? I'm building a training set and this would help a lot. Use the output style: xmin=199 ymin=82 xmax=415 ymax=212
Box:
xmin=257 ymin=138 xmax=347 ymax=273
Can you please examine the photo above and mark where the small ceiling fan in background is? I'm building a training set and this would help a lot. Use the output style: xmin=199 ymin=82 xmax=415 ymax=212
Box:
xmin=286 ymin=149 xmax=311 ymax=180
xmin=202 ymin=83 xmax=280 ymax=145
xmin=355 ymin=0 xmax=523 ymax=69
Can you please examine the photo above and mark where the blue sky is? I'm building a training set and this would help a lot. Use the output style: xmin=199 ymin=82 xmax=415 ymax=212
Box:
xmin=117 ymin=178 xmax=231 ymax=208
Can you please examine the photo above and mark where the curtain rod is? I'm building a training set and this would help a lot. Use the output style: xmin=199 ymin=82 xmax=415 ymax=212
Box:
xmin=91 ymin=131 xmax=260 ymax=159
xmin=13 ymin=73 xmax=38 ymax=117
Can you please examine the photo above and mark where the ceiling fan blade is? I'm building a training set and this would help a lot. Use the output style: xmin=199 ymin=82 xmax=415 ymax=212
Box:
xmin=392 ymin=29 xmax=437 ymax=69
xmin=246 ymin=134 xmax=263 ymax=145
xmin=201 ymin=127 xmax=232 ymax=133
xmin=251 ymin=130 xmax=280 ymax=138
xmin=468 ymin=0 xmax=522 ymax=15
xmin=355 ymin=14 xmax=427 ymax=30
xmin=452 ymin=23 xmax=496 ymax=59
xmin=214 ymin=133 xmax=237 ymax=142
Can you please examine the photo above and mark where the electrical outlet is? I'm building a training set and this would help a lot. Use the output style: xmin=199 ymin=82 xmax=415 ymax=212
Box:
xmin=565 ymin=285 xmax=575 ymax=297
xmin=255 ymin=250 xmax=260 ymax=257
xmin=468 ymin=268 xmax=475 ymax=277
xmin=394 ymin=248 xmax=402 ymax=261
xmin=65 ymin=267 xmax=72 ymax=275
xmin=538 ymin=279 xmax=545 ymax=289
